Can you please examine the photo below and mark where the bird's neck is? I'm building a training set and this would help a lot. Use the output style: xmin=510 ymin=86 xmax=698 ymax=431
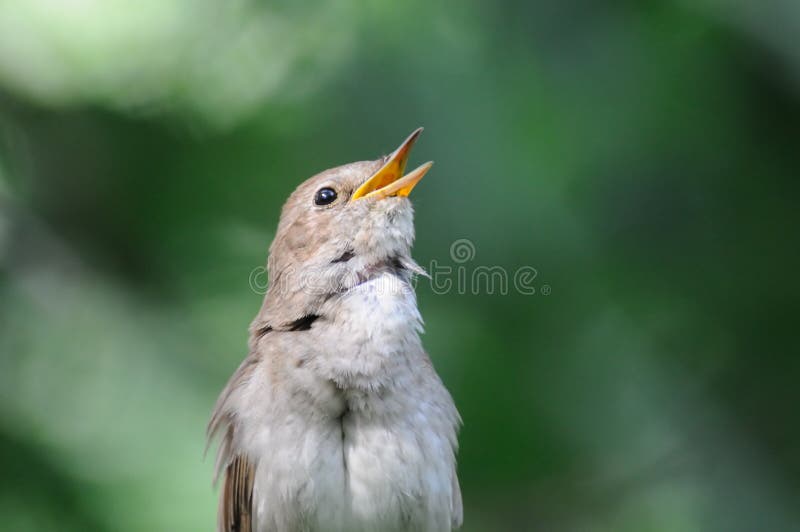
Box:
xmin=253 ymin=251 xmax=422 ymax=329
xmin=314 ymin=269 xmax=424 ymax=391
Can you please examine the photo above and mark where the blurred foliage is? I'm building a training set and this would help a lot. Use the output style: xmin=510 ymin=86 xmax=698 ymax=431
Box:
xmin=1 ymin=1 xmax=800 ymax=531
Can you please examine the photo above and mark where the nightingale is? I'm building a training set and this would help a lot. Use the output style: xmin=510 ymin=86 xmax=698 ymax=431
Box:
xmin=208 ymin=128 xmax=462 ymax=532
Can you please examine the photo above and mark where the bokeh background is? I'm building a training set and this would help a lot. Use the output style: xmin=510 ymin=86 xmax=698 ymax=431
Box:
xmin=1 ymin=1 xmax=799 ymax=531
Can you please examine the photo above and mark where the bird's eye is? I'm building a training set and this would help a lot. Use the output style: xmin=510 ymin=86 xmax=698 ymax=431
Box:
xmin=314 ymin=187 xmax=338 ymax=206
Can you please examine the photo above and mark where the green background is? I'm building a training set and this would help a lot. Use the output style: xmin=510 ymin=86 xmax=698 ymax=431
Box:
xmin=1 ymin=1 xmax=798 ymax=530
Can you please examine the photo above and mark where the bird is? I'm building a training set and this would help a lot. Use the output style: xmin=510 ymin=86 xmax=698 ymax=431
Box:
xmin=208 ymin=128 xmax=462 ymax=532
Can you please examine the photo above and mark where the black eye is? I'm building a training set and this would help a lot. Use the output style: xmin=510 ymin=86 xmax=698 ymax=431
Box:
xmin=314 ymin=187 xmax=337 ymax=206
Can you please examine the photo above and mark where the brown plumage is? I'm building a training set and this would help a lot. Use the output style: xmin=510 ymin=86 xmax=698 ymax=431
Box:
xmin=220 ymin=454 xmax=255 ymax=532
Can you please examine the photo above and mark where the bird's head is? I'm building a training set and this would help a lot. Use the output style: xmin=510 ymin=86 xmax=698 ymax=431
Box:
xmin=256 ymin=128 xmax=432 ymax=329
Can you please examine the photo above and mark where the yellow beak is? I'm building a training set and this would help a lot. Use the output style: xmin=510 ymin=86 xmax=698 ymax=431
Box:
xmin=351 ymin=127 xmax=433 ymax=201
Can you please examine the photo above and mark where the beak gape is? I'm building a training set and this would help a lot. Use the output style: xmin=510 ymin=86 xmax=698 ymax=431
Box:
xmin=351 ymin=128 xmax=433 ymax=201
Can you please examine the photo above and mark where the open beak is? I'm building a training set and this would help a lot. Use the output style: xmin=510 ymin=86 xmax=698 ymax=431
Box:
xmin=351 ymin=127 xmax=433 ymax=201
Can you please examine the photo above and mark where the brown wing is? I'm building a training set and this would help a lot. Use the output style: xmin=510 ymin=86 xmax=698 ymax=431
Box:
xmin=208 ymin=352 xmax=261 ymax=532
xmin=219 ymin=453 xmax=256 ymax=532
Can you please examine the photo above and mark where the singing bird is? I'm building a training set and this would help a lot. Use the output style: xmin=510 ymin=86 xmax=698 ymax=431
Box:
xmin=208 ymin=129 xmax=462 ymax=532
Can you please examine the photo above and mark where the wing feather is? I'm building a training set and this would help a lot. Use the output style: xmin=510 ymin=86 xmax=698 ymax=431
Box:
xmin=208 ymin=351 xmax=261 ymax=532
xmin=219 ymin=453 xmax=255 ymax=532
